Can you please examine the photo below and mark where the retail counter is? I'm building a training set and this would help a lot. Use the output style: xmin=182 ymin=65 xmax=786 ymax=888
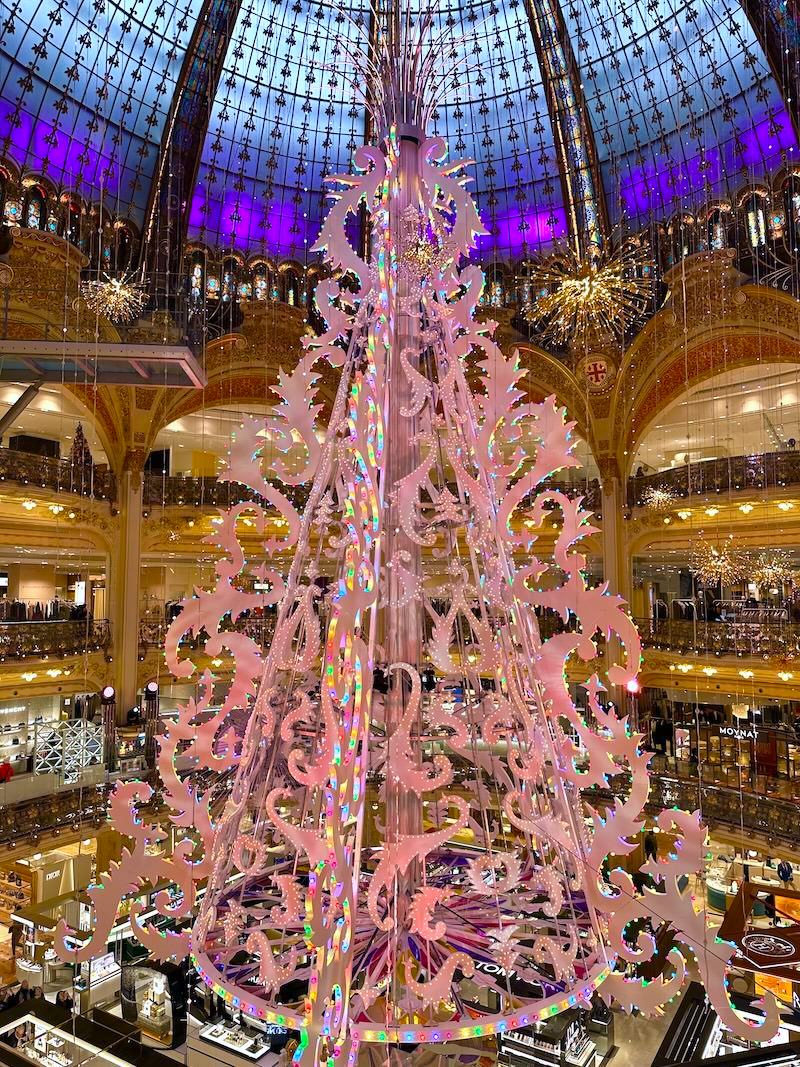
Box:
xmin=704 ymin=857 xmax=784 ymax=914
xmin=187 ymin=1023 xmax=286 ymax=1066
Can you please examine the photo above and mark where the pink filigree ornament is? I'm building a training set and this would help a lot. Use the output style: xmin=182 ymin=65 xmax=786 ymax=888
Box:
xmin=57 ymin=27 xmax=778 ymax=1066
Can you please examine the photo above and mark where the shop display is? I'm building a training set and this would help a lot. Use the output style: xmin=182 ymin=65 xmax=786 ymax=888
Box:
xmin=74 ymin=951 xmax=121 ymax=1011
xmin=115 ymin=731 xmax=146 ymax=776
xmin=0 ymin=700 xmax=60 ymax=773
xmin=705 ymin=851 xmax=795 ymax=913
xmin=198 ymin=1021 xmax=274 ymax=1061
xmin=654 ymin=982 xmax=800 ymax=1065
xmin=33 ymin=1032 xmax=73 ymax=1067
xmin=499 ymin=1013 xmax=598 ymax=1067
xmin=0 ymin=864 xmax=32 ymax=923
xmin=33 ymin=722 xmax=104 ymax=784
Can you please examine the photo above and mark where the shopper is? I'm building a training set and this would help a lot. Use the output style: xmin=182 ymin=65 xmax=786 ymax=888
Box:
xmin=778 ymin=859 xmax=794 ymax=887
xmin=765 ymin=894 xmax=778 ymax=926
xmin=31 ymin=987 xmax=44 ymax=1001
xmin=13 ymin=981 xmax=30 ymax=1004
xmin=4 ymin=1024 xmax=27 ymax=1048
xmin=644 ymin=831 xmax=658 ymax=862
xmin=9 ymin=921 xmax=22 ymax=959
xmin=55 ymin=990 xmax=73 ymax=1012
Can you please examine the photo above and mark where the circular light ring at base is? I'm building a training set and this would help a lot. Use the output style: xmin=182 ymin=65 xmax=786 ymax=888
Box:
xmin=190 ymin=951 xmax=614 ymax=1043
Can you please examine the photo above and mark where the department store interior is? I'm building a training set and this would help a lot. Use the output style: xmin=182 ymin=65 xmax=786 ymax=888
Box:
xmin=3 ymin=0 xmax=800 ymax=1064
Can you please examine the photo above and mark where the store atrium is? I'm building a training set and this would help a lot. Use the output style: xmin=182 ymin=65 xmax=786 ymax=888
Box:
xmin=3 ymin=0 xmax=800 ymax=1064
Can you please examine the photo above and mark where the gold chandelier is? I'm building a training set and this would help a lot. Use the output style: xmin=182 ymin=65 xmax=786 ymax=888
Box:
xmin=80 ymin=273 xmax=146 ymax=324
xmin=750 ymin=549 xmax=796 ymax=590
xmin=522 ymin=240 xmax=652 ymax=347
xmin=689 ymin=540 xmax=748 ymax=587
xmin=642 ymin=485 xmax=677 ymax=513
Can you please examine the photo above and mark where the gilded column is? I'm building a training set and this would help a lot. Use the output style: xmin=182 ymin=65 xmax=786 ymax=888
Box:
xmin=110 ymin=449 xmax=146 ymax=718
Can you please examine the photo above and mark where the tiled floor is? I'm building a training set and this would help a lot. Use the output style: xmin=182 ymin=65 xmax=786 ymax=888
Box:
xmin=608 ymin=991 xmax=684 ymax=1067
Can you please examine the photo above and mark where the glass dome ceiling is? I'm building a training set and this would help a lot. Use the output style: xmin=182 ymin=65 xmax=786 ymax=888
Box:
xmin=0 ymin=0 xmax=796 ymax=261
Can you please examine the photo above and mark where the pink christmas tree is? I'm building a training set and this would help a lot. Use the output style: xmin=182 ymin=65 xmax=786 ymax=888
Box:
xmin=55 ymin=15 xmax=777 ymax=1064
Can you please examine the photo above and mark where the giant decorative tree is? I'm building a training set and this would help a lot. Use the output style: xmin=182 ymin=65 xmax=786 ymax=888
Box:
xmin=55 ymin=9 xmax=777 ymax=1064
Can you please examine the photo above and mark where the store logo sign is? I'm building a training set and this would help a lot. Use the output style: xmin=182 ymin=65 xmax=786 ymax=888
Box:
xmin=719 ymin=725 xmax=756 ymax=741
xmin=45 ymin=870 xmax=60 ymax=881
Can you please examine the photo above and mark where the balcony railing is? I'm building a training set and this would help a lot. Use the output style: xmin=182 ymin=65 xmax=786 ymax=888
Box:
xmin=648 ymin=775 xmax=800 ymax=846
xmin=0 ymin=619 xmax=111 ymax=660
xmin=634 ymin=616 xmax=800 ymax=658
xmin=589 ymin=775 xmax=800 ymax=846
xmin=142 ymin=474 xmax=309 ymax=510
xmin=628 ymin=450 xmax=800 ymax=506
xmin=139 ymin=614 xmax=275 ymax=651
xmin=0 ymin=450 xmax=116 ymax=501
xmin=142 ymin=473 xmax=602 ymax=518
xmin=0 ymin=783 xmax=107 ymax=845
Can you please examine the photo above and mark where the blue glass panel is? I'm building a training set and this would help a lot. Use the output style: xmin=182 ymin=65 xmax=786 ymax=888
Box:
xmin=0 ymin=0 xmax=206 ymax=221
xmin=188 ymin=0 xmax=564 ymax=259
xmin=560 ymin=0 xmax=798 ymax=225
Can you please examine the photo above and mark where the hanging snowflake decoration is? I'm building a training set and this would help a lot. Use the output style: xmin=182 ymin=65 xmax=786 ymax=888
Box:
xmin=523 ymin=240 xmax=652 ymax=346
xmin=750 ymin=549 xmax=796 ymax=590
xmin=641 ymin=485 xmax=677 ymax=513
xmin=80 ymin=274 xmax=146 ymax=324
xmin=690 ymin=540 xmax=747 ymax=586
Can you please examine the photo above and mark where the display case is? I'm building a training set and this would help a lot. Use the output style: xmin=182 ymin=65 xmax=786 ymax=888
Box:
xmin=0 ymin=698 xmax=60 ymax=772
xmin=74 ymin=951 xmax=120 ymax=1012
xmin=33 ymin=1030 xmax=73 ymax=1067
xmin=198 ymin=1021 xmax=275 ymax=1060
xmin=0 ymin=862 xmax=32 ymax=922
xmin=498 ymin=1012 xmax=598 ymax=1067
xmin=116 ymin=730 xmax=146 ymax=775
xmin=120 ymin=964 xmax=178 ymax=1045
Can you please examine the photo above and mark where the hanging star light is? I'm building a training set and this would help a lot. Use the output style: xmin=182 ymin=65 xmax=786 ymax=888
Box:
xmin=80 ymin=274 xmax=146 ymax=324
xmin=398 ymin=205 xmax=452 ymax=282
xmin=750 ymin=549 xmax=796 ymax=590
xmin=523 ymin=240 xmax=652 ymax=346
xmin=641 ymin=485 xmax=677 ymax=513
xmin=690 ymin=540 xmax=747 ymax=586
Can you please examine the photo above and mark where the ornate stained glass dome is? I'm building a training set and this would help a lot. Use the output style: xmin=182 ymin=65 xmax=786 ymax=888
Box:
xmin=0 ymin=0 xmax=797 ymax=263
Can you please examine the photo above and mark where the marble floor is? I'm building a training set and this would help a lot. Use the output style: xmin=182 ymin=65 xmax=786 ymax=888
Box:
xmin=608 ymin=991 xmax=685 ymax=1067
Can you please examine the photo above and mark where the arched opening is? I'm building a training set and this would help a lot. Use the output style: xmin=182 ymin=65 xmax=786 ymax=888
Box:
xmin=250 ymin=260 xmax=271 ymax=301
xmin=187 ymin=250 xmax=206 ymax=305
xmin=738 ymin=190 xmax=769 ymax=254
xmin=705 ymin=207 xmax=730 ymax=252
xmin=60 ymin=196 xmax=84 ymax=248
xmin=667 ymin=214 xmax=695 ymax=266
xmin=281 ymin=266 xmax=301 ymax=306
xmin=631 ymin=362 xmax=800 ymax=476
xmin=481 ymin=265 xmax=507 ymax=307
xmin=783 ymin=175 xmax=800 ymax=255
xmin=113 ymin=222 xmax=134 ymax=272
xmin=220 ymin=256 xmax=240 ymax=304
xmin=22 ymin=184 xmax=46 ymax=231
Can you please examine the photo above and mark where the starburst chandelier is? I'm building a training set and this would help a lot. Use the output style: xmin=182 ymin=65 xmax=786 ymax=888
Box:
xmin=690 ymin=540 xmax=748 ymax=586
xmin=750 ymin=549 xmax=796 ymax=590
xmin=523 ymin=240 xmax=652 ymax=346
xmin=642 ymin=485 xmax=677 ymax=513
xmin=80 ymin=273 xmax=146 ymax=324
